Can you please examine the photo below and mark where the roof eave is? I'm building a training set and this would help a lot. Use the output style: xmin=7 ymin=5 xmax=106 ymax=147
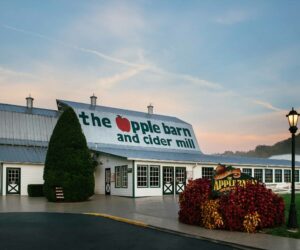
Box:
xmin=1 ymin=161 xmax=44 ymax=165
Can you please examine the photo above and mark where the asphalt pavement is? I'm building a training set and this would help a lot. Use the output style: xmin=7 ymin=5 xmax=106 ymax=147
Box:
xmin=0 ymin=195 xmax=299 ymax=250
xmin=0 ymin=213 xmax=238 ymax=250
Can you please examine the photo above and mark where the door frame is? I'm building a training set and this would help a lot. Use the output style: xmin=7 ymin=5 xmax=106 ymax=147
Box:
xmin=163 ymin=166 xmax=174 ymax=195
xmin=6 ymin=167 xmax=21 ymax=195
xmin=175 ymin=167 xmax=186 ymax=194
xmin=105 ymin=168 xmax=111 ymax=195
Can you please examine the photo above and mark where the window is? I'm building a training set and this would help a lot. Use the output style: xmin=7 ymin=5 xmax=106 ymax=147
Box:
xmin=295 ymin=170 xmax=299 ymax=183
xmin=137 ymin=165 xmax=148 ymax=187
xmin=163 ymin=167 xmax=174 ymax=184
xmin=265 ymin=169 xmax=273 ymax=183
xmin=284 ymin=169 xmax=291 ymax=182
xmin=115 ymin=165 xmax=128 ymax=188
xmin=275 ymin=169 xmax=282 ymax=183
xmin=121 ymin=166 xmax=128 ymax=188
xmin=150 ymin=165 xmax=160 ymax=187
xmin=115 ymin=166 xmax=121 ymax=188
xmin=254 ymin=169 xmax=263 ymax=182
xmin=202 ymin=167 xmax=214 ymax=180
xmin=242 ymin=168 xmax=252 ymax=177
xmin=176 ymin=168 xmax=186 ymax=183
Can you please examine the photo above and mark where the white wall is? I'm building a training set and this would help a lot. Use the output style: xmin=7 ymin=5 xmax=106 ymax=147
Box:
xmin=2 ymin=160 xmax=299 ymax=197
xmin=134 ymin=161 xmax=196 ymax=197
xmin=95 ymin=154 xmax=133 ymax=197
xmin=2 ymin=163 xmax=44 ymax=196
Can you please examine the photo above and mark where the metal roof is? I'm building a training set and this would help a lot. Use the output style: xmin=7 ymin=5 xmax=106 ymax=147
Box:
xmin=0 ymin=103 xmax=58 ymax=117
xmin=57 ymin=100 xmax=189 ymax=125
xmin=0 ymin=141 xmax=298 ymax=167
xmin=0 ymin=108 xmax=58 ymax=143
xmin=0 ymin=138 xmax=48 ymax=147
xmin=0 ymin=145 xmax=46 ymax=164
xmin=91 ymin=144 xmax=300 ymax=167
xmin=94 ymin=146 xmax=204 ymax=162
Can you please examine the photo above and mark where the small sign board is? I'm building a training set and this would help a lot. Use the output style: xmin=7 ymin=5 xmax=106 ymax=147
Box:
xmin=212 ymin=164 xmax=257 ymax=196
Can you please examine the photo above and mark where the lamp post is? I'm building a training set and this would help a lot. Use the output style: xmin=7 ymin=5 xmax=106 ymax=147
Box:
xmin=286 ymin=107 xmax=299 ymax=230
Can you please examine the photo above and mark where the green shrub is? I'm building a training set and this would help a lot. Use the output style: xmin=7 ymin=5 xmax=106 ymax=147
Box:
xmin=43 ymin=107 xmax=96 ymax=202
xmin=28 ymin=184 xmax=44 ymax=197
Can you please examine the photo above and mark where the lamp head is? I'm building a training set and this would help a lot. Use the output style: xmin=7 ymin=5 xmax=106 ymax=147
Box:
xmin=287 ymin=107 xmax=299 ymax=134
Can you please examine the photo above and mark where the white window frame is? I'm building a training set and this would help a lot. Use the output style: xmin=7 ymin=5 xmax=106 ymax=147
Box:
xmin=115 ymin=165 xmax=128 ymax=188
xmin=137 ymin=165 xmax=148 ymax=188
xmin=149 ymin=165 xmax=160 ymax=188
xmin=242 ymin=168 xmax=252 ymax=177
xmin=275 ymin=169 xmax=282 ymax=183
xmin=254 ymin=169 xmax=263 ymax=182
xmin=202 ymin=167 xmax=214 ymax=180
xmin=265 ymin=169 xmax=273 ymax=183
xmin=284 ymin=169 xmax=291 ymax=183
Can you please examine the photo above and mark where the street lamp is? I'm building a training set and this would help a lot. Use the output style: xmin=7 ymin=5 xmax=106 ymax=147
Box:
xmin=286 ymin=107 xmax=299 ymax=230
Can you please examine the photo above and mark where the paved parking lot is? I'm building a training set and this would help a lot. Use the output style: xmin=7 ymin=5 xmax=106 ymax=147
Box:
xmin=0 ymin=213 xmax=236 ymax=250
xmin=0 ymin=195 xmax=299 ymax=250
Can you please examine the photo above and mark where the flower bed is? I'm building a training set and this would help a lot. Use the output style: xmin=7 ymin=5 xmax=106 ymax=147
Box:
xmin=179 ymin=179 xmax=285 ymax=233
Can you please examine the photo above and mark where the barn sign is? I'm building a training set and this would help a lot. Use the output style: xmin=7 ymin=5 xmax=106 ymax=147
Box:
xmin=73 ymin=108 xmax=200 ymax=152
xmin=212 ymin=164 xmax=257 ymax=195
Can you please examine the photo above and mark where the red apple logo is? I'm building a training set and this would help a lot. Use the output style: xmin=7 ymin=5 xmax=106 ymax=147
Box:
xmin=116 ymin=115 xmax=131 ymax=132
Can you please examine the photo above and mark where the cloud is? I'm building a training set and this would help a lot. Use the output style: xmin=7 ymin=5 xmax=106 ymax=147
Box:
xmin=252 ymin=99 xmax=284 ymax=112
xmin=147 ymin=66 xmax=223 ymax=90
xmin=97 ymin=65 xmax=148 ymax=89
xmin=0 ymin=24 xmax=145 ymax=68
xmin=0 ymin=66 xmax=42 ymax=81
xmin=1 ymin=24 xmax=222 ymax=91
xmin=215 ymin=10 xmax=251 ymax=25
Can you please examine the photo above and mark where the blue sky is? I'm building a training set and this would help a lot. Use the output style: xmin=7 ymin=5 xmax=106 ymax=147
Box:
xmin=0 ymin=0 xmax=299 ymax=153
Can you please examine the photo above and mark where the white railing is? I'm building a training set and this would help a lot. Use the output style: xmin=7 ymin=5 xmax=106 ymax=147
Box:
xmin=265 ymin=183 xmax=300 ymax=193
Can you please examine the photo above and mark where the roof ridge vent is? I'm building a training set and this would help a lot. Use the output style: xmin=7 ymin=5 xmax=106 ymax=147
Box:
xmin=147 ymin=103 xmax=153 ymax=115
xmin=90 ymin=94 xmax=97 ymax=108
xmin=26 ymin=95 xmax=34 ymax=109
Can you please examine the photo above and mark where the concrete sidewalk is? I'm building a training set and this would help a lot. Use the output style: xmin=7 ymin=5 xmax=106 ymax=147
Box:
xmin=0 ymin=195 xmax=299 ymax=250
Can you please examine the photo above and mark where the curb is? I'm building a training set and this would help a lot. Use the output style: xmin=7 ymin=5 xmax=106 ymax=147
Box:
xmin=147 ymin=225 xmax=263 ymax=250
xmin=84 ymin=212 xmax=263 ymax=250
xmin=84 ymin=213 xmax=148 ymax=227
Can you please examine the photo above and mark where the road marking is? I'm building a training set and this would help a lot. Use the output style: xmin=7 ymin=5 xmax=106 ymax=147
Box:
xmin=84 ymin=213 xmax=148 ymax=227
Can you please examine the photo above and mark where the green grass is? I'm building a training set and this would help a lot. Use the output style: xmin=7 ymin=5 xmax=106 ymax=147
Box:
xmin=264 ymin=193 xmax=300 ymax=238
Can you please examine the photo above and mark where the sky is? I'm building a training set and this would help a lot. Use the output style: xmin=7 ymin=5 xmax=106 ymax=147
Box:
xmin=0 ymin=0 xmax=299 ymax=154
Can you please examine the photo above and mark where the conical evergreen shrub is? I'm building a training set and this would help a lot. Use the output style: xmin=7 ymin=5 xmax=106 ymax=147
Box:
xmin=44 ymin=107 xmax=96 ymax=202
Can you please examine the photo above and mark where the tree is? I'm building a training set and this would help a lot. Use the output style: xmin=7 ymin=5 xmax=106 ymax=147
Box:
xmin=44 ymin=107 xmax=96 ymax=202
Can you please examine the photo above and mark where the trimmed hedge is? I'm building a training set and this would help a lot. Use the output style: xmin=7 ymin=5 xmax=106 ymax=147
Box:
xmin=43 ymin=107 xmax=96 ymax=202
xmin=28 ymin=184 xmax=44 ymax=197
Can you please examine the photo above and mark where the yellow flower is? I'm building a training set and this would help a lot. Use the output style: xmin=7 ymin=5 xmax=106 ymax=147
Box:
xmin=243 ymin=212 xmax=261 ymax=233
xmin=201 ymin=200 xmax=224 ymax=229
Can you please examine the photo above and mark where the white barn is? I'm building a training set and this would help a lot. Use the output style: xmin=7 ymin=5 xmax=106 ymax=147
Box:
xmin=0 ymin=97 xmax=58 ymax=195
xmin=0 ymin=96 xmax=299 ymax=197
